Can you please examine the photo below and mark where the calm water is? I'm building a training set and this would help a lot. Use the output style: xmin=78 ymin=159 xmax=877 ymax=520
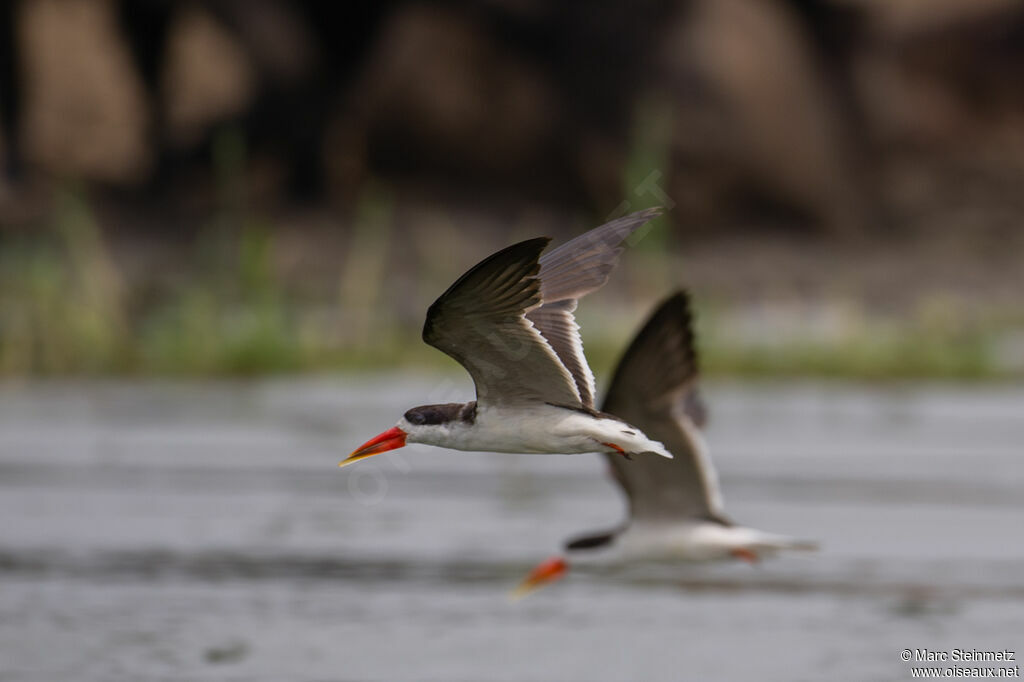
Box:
xmin=1 ymin=377 xmax=1022 ymax=681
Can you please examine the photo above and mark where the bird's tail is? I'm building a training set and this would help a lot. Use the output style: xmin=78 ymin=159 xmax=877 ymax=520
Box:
xmin=754 ymin=532 xmax=820 ymax=554
xmin=609 ymin=433 xmax=674 ymax=459
xmin=639 ymin=438 xmax=674 ymax=460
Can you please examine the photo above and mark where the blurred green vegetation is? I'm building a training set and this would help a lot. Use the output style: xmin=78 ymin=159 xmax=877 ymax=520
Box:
xmin=699 ymin=322 xmax=1000 ymax=382
xmin=0 ymin=171 xmax=1019 ymax=381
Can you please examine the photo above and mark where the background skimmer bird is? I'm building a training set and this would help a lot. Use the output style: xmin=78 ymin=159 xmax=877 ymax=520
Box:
xmin=515 ymin=291 xmax=818 ymax=596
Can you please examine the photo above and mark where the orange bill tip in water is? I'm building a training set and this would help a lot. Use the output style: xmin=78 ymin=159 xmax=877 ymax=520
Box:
xmin=339 ymin=426 xmax=407 ymax=467
xmin=509 ymin=556 xmax=568 ymax=600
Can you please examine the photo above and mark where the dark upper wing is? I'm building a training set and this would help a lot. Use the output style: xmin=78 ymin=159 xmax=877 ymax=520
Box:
xmin=422 ymin=238 xmax=582 ymax=408
xmin=600 ymin=291 xmax=726 ymax=521
xmin=527 ymin=208 xmax=662 ymax=409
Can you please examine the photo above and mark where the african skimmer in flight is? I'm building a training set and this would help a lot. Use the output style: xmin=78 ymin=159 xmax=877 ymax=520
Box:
xmin=341 ymin=209 xmax=674 ymax=466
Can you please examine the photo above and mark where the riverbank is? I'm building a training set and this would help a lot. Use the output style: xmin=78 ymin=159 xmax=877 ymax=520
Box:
xmin=2 ymin=185 xmax=1021 ymax=380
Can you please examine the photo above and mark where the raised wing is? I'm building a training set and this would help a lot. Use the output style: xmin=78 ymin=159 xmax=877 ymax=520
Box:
xmin=527 ymin=208 xmax=662 ymax=408
xmin=422 ymin=209 xmax=661 ymax=409
xmin=600 ymin=291 xmax=727 ymax=522
xmin=422 ymin=238 xmax=582 ymax=408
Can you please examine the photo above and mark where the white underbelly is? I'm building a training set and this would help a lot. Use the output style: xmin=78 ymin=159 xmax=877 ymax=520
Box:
xmin=451 ymin=406 xmax=648 ymax=453
xmin=618 ymin=522 xmax=750 ymax=562
xmin=451 ymin=407 xmax=598 ymax=454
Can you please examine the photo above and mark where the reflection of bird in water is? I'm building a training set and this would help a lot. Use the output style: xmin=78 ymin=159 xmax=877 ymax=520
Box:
xmin=341 ymin=209 xmax=675 ymax=465
xmin=515 ymin=291 xmax=818 ymax=596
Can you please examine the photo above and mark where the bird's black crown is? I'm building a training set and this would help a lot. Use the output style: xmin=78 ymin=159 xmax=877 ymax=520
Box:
xmin=404 ymin=402 xmax=476 ymax=426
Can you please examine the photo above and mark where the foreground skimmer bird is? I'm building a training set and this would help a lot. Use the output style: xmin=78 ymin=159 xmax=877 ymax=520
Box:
xmin=515 ymin=291 xmax=817 ymax=595
xmin=342 ymin=209 xmax=673 ymax=466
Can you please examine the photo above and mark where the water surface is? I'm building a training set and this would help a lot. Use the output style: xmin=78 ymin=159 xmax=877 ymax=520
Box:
xmin=1 ymin=378 xmax=1022 ymax=681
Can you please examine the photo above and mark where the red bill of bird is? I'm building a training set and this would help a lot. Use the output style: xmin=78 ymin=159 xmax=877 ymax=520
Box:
xmin=513 ymin=291 xmax=818 ymax=597
xmin=341 ymin=209 xmax=674 ymax=466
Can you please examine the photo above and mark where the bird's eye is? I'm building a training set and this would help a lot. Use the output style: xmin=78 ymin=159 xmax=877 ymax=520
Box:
xmin=404 ymin=409 xmax=426 ymax=425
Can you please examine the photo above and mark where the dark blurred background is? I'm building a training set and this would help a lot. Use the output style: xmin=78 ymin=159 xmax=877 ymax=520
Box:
xmin=1 ymin=0 xmax=1022 ymax=377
